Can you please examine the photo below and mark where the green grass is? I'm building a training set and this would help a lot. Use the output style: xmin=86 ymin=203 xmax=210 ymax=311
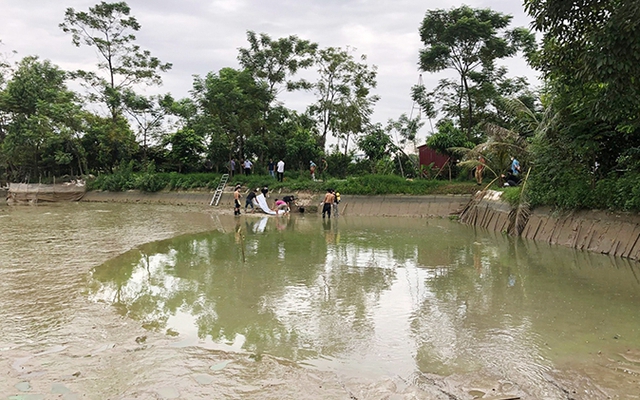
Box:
xmin=86 ymin=171 xmax=481 ymax=196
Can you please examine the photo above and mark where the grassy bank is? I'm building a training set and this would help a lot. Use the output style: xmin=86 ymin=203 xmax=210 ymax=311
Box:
xmin=86 ymin=171 xmax=480 ymax=196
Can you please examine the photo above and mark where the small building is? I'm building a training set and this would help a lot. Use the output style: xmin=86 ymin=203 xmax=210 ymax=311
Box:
xmin=417 ymin=145 xmax=449 ymax=170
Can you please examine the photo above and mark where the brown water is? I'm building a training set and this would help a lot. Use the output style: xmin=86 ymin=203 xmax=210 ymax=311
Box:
xmin=1 ymin=202 xmax=639 ymax=399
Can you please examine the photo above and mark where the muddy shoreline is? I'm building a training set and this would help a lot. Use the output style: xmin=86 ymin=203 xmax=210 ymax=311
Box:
xmin=80 ymin=189 xmax=640 ymax=261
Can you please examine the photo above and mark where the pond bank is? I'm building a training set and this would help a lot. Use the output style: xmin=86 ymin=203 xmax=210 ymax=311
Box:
xmin=460 ymin=190 xmax=640 ymax=261
xmin=81 ymin=190 xmax=471 ymax=218
xmin=80 ymin=189 xmax=640 ymax=261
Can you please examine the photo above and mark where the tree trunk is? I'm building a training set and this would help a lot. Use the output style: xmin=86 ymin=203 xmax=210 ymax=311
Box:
xmin=462 ymin=73 xmax=473 ymax=141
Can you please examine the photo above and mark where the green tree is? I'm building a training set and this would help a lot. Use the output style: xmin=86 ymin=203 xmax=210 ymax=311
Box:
xmin=357 ymin=123 xmax=392 ymax=165
xmin=60 ymin=1 xmax=172 ymax=120
xmin=238 ymin=31 xmax=318 ymax=97
xmin=523 ymin=1 xmax=640 ymax=210
xmin=122 ymin=91 xmax=169 ymax=161
xmin=0 ymin=56 xmax=84 ymax=180
xmin=308 ymin=47 xmax=379 ymax=150
xmin=418 ymin=5 xmax=535 ymax=139
xmin=524 ymin=0 xmax=640 ymax=124
xmin=81 ymin=113 xmax=138 ymax=173
xmin=191 ymin=68 xmax=272 ymax=162
xmin=163 ymin=128 xmax=205 ymax=173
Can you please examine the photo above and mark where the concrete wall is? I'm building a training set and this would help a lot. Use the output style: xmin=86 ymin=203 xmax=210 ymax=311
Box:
xmin=82 ymin=190 xmax=213 ymax=205
xmin=460 ymin=190 xmax=640 ymax=260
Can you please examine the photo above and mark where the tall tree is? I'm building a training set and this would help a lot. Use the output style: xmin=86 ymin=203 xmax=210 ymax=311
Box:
xmin=238 ymin=31 xmax=318 ymax=98
xmin=0 ymin=57 xmax=84 ymax=180
xmin=357 ymin=123 xmax=393 ymax=172
xmin=191 ymin=68 xmax=272 ymax=161
xmin=308 ymin=47 xmax=379 ymax=150
xmin=60 ymin=1 xmax=172 ymax=120
xmin=122 ymin=91 xmax=170 ymax=161
xmin=418 ymin=5 xmax=535 ymax=139
xmin=525 ymin=0 xmax=640 ymax=125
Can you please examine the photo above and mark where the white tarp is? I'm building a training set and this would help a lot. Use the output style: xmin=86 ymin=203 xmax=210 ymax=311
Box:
xmin=255 ymin=193 xmax=286 ymax=215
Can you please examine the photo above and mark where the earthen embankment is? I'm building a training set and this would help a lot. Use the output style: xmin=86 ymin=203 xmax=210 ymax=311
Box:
xmin=81 ymin=189 xmax=640 ymax=260
xmin=81 ymin=190 xmax=470 ymax=217
xmin=460 ymin=190 xmax=640 ymax=260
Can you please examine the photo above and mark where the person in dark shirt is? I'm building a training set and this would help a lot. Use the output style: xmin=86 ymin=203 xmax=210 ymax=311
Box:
xmin=282 ymin=195 xmax=295 ymax=209
xmin=245 ymin=188 xmax=257 ymax=213
xmin=268 ymin=159 xmax=275 ymax=178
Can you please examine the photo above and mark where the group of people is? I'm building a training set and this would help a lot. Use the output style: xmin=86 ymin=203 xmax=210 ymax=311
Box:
xmin=230 ymin=157 xmax=328 ymax=182
xmin=233 ymin=184 xmax=296 ymax=216
xmin=230 ymin=158 xmax=285 ymax=181
xmin=267 ymin=159 xmax=286 ymax=182
xmin=474 ymin=155 xmax=522 ymax=187
xmin=320 ymin=188 xmax=341 ymax=219
xmin=229 ymin=159 xmax=255 ymax=177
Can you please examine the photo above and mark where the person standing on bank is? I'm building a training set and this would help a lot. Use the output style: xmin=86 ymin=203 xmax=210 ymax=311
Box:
xmin=229 ymin=159 xmax=236 ymax=177
xmin=510 ymin=156 xmax=521 ymax=176
xmin=475 ymin=155 xmax=485 ymax=185
xmin=321 ymin=158 xmax=328 ymax=181
xmin=243 ymin=159 xmax=253 ymax=176
xmin=268 ymin=159 xmax=276 ymax=178
xmin=321 ymin=189 xmax=335 ymax=219
xmin=276 ymin=159 xmax=285 ymax=182
xmin=310 ymin=160 xmax=317 ymax=181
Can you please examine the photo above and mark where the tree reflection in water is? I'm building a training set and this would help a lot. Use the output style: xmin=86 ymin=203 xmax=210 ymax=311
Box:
xmin=88 ymin=215 xmax=640 ymax=394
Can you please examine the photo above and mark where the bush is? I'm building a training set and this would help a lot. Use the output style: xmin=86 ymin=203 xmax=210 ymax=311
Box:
xmin=85 ymin=171 xmax=479 ymax=196
xmin=528 ymin=169 xmax=640 ymax=211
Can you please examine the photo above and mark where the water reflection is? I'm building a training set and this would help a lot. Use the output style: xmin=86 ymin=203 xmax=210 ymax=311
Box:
xmin=89 ymin=216 xmax=640 ymax=387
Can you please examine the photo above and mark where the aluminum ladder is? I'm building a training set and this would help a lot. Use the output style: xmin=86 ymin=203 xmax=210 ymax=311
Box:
xmin=210 ymin=174 xmax=229 ymax=206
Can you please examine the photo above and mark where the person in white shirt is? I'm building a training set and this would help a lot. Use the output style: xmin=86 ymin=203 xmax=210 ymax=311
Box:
xmin=276 ymin=159 xmax=285 ymax=182
xmin=243 ymin=159 xmax=253 ymax=175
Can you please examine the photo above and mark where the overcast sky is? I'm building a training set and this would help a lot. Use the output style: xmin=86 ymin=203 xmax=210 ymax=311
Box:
xmin=0 ymin=0 xmax=539 ymax=146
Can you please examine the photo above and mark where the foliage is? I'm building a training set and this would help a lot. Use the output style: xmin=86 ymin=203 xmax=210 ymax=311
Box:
xmin=0 ymin=56 xmax=84 ymax=180
xmin=499 ymin=187 xmax=521 ymax=206
xmin=524 ymin=0 xmax=640 ymax=126
xmin=522 ymin=1 xmax=640 ymax=211
xmin=528 ymin=169 xmax=640 ymax=212
xmin=238 ymin=31 xmax=318 ymax=96
xmin=191 ymin=67 xmax=272 ymax=161
xmin=122 ymin=91 xmax=169 ymax=158
xmin=418 ymin=5 xmax=535 ymax=139
xmin=308 ymin=47 xmax=379 ymax=150
xmin=81 ymin=113 xmax=138 ymax=173
xmin=357 ymin=123 xmax=391 ymax=168
xmin=162 ymin=128 xmax=205 ymax=173
xmin=323 ymin=151 xmax=352 ymax=179
xmin=426 ymin=120 xmax=473 ymax=156
xmin=60 ymin=1 xmax=172 ymax=119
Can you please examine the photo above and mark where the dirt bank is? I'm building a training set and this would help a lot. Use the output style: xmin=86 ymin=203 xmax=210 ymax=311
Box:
xmin=460 ymin=190 xmax=640 ymax=260
xmin=82 ymin=190 xmax=471 ymax=218
xmin=81 ymin=189 xmax=640 ymax=260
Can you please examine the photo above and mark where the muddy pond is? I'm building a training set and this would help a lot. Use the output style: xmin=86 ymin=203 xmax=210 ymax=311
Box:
xmin=1 ymin=202 xmax=639 ymax=399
